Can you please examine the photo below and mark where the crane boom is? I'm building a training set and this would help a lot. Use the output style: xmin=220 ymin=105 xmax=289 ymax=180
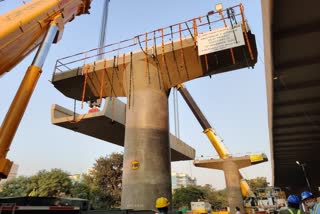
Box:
xmin=176 ymin=84 xmax=259 ymax=199
xmin=176 ymin=84 xmax=230 ymax=159
xmin=0 ymin=0 xmax=93 ymax=178
xmin=0 ymin=0 xmax=92 ymax=76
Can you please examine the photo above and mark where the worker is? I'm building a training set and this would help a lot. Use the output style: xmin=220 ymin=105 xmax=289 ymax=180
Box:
xmin=155 ymin=197 xmax=170 ymax=214
xmin=301 ymin=191 xmax=320 ymax=214
xmin=279 ymin=195 xmax=301 ymax=214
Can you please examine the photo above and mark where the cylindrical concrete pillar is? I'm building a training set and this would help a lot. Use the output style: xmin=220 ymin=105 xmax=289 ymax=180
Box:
xmin=121 ymin=60 xmax=171 ymax=210
xmin=222 ymin=160 xmax=244 ymax=214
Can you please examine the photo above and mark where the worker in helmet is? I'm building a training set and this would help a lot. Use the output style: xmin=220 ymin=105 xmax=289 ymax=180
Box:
xmin=301 ymin=191 xmax=320 ymax=214
xmin=155 ymin=197 xmax=170 ymax=214
xmin=279 ymin=195 xmax=301 ymax=214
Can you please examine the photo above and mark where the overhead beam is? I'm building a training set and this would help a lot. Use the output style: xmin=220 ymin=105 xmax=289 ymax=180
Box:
xmin=275 ymin=137 xmax=320 ymax=143
xmin=275 ymin=141 xmax=320 ymax=147
xmin=274 ymin=80 xmax=320 ymax=92
xmin=274 ymin=147 xmax=314 ymax=152
xmin=274 ymin=55 xmax=320 ymax=70
xmin=274 ymin=130 xmax=320 ymax=137
xmin=274 ymin=96 xmax=320 ymax=107
xmin=274 ymin=111 xmax=320 ymax=120
xmin=273 ymin=121 xmax=320 ymax=129
xmin=273 ymin=20 xmax=320 ymax=40
xmin=273 ymin=154 xmax=316 ymax=161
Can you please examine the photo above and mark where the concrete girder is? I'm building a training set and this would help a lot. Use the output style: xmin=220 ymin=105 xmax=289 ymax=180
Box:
xmin=51 ymin=99 xmax=195 ymax=162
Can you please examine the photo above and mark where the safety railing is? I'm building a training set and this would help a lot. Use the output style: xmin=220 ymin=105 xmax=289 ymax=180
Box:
xmin=53 ymin=4 xmax=251 ymax=76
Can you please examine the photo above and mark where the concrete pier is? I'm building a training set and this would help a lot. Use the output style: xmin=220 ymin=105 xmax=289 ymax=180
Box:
xmin=222 ymin=160 xmax=244 ymax=213
xmin=194 ymin=154 xmax=267 ymax=214
xmin=121 ymin=60 xmax=171 ymax=210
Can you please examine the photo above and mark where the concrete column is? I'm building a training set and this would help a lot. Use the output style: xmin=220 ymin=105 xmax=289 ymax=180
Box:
xmin=222 ymin=160 xmax=244 ymax=214
xmin=121 ymin=60 xmax=171 ymax=210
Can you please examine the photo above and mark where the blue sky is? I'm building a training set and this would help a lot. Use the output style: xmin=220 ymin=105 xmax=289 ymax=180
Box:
xmin=0 ymin=0 xmax=270 ymax=189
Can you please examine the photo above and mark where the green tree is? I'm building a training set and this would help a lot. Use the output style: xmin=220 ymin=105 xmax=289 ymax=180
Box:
xmin=200 ymin=184 xmax=228 ymax=210
xmin=70 ymin=181 xmax=91 ymax=199
xmin=173 ymin=185 xmax=206 ymax=210
xmin=214 ymin=189 xmax=228 ymax=209
xmin=246 ymin=177 xmax=268 ymax=193
xmin=85 ymin=152 xmax=123 ymax=209
xmin=29 ymin=169 xmax=72 ymax=197
xmin=0 ymin=176 xmax=32 ymax=197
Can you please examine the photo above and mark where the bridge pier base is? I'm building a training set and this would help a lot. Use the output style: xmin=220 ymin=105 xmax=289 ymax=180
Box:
xmin=121 ymin=61 xmax=171 ymax=210
xmin=222 ymin=160 xmax=244 ymax=214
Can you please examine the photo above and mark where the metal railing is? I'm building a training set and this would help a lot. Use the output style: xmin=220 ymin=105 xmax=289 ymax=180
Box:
xmin=53 ymin=4 xmax=247 ymax=76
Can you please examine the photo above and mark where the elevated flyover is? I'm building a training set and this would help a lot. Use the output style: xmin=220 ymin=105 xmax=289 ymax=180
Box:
xmin=262 ymin=0 xmax=320 ymax=193
xmin=51 ymin=5 xmax=258 ymax=210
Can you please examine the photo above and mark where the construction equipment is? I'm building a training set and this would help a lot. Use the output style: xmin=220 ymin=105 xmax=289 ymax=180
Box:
xmin=176 ymin=84 xmax=230 ymax=159
xmin=191 ymin=201 xmax=212 ymax=214
xmin=255 ymin=187 xmax=287 ymax=213
xmin=0 ymin=0 xmax=93 ymax=178
xmin=176 ymin=84 xmax=267 ymax=212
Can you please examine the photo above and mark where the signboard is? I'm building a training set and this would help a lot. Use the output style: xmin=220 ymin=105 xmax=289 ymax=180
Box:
xmin=197 ymin=24 xmax=245 ymax=56
xmin=131 ymin=160 xmax=140 ymax=170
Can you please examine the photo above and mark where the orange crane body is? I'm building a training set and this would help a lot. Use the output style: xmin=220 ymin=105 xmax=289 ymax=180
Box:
xmin=0 ymin=0 xmax=92 ymax=76
xmin=0 ymin=0 xmax=92 ymax=178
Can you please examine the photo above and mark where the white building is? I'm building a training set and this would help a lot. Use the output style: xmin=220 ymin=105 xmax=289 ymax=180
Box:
xmin=0 ymin=164 xmax=19 ymax=184
xmin=171 ymin=172 xmax=196 ymax=190
xmin=68 ymin=174 xmax=83 ymax=183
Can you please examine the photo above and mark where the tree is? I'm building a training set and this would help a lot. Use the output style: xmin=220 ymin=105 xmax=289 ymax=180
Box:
xmin=173 ymin=185 xmax=206 ymax=209
xmin=214 ymin=189 xmax=228 ymax=209
xmin=29 ymin=169 xmax=72 ymax=197
xmin=0 ymin=176 xmax=32 ymax=197
xmin=0 ymin=153 xmax=123 ymax=209
xmin=70 ymin=181 xmax=91 ymax=199
xmin=200 ymin=185 xmax=228 ymax=210
xmin=85 ymin=152 xmax=123 ymax=209
xmin=246 ymin=177 xmax=268 ymax=193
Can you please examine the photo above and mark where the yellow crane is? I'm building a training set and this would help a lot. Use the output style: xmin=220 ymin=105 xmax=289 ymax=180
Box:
xmin=176 ymin=84 xmax=265 ymax=202
xmin=0 ymin=0 xmax=93 ymax=178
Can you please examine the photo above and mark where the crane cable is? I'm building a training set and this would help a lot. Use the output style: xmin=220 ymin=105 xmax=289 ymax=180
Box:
xmin=99 ymin=60 xmax=107 ymax=101
xmin=122 ymin=53 xmax=126 ymax=94
xmin=178 ymin=23 xmax=189 ymax=80
xmin=81 ymin=64 xmax=90 ymax=109
xmin=158 ymin=28 xmax=172 ymax=85
xmin=145 ymin=32 xmax=150 ymax=83
xmin=240 ymin=4 xmax=254 ymax=61
xmin=97 ymin=0 xmax=110 ymax=60
xmin=153 ymin=30 xmax=162 ymax=89
xmin=66 ymin=97 xmax=87 ymax=124
xmin=170 ymin=26 xmax=180 ymax=78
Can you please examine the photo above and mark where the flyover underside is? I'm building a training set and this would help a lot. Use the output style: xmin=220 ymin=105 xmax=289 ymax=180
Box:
xmin=51 ymin=99 xmax=195 ymax=161
xmin=263 ymin=0 xmax=320 ymax=193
